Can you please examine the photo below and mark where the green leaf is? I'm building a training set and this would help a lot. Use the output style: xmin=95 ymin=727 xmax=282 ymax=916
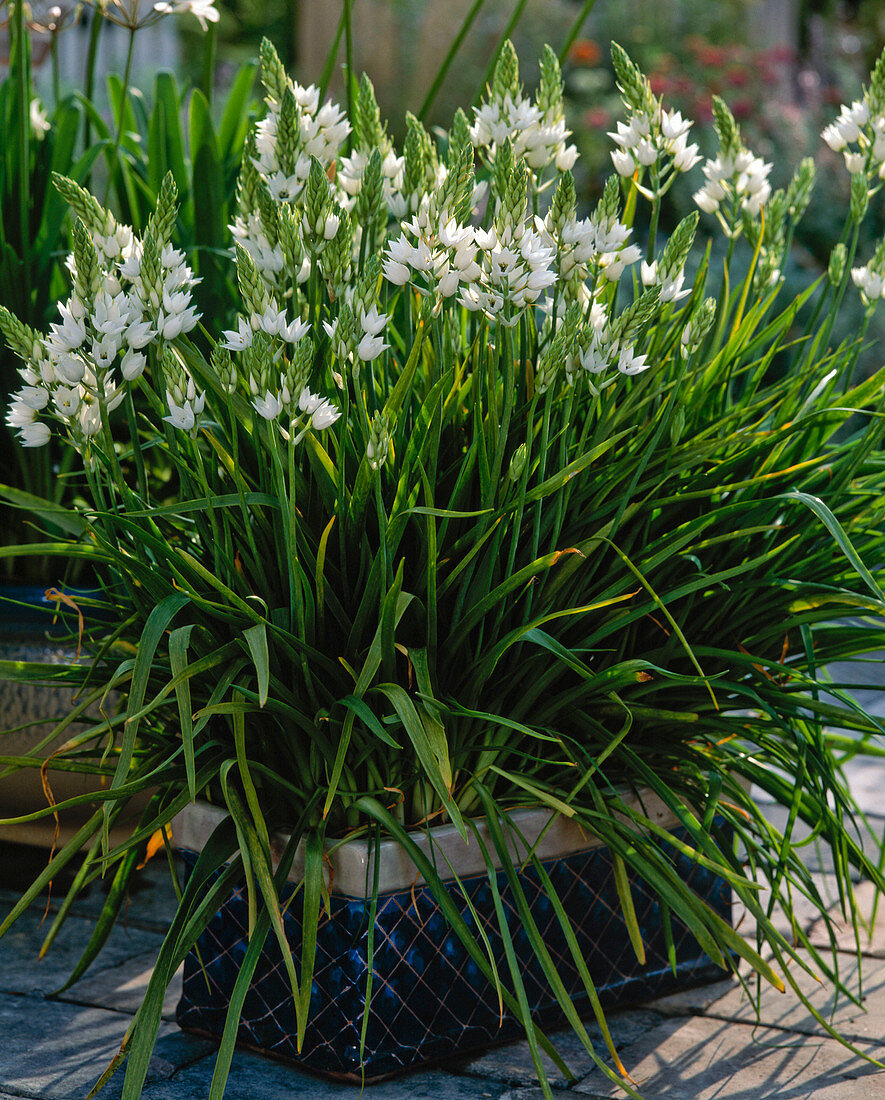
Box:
xmin=0 ymin=484 xmax=86 ymax=536
xmin=243 ymin=622 xmax=270 ymax=707
xmin=375 ymin=682 xmax=464 ymax=839
xmin=168 ymin=624 xmax=196 ymax=801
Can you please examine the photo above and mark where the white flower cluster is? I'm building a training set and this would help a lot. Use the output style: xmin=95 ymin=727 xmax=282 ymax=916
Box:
xmin=383 ymin=204 xmax=481 ymax=302
xmin=469 ymin=41 xmax=576 ymax=177
xmin=609 ymin=108 xmax=701 ymax=182
xmin=222 ymin=309 xmax=310 ymax=351
xmin=471 ymin=92 xmax=577 ymax=174
xmin=4 ymin=179 xmax=205 ymax=449
xmin=337 ymin=148 xmax=408 ymax=218
xmin=253 ymin=83 xmax=350 ymax=204
xmin=573 ymin=303 xmax=650 ymax=377
xmin=120 ymin=243 xmax=200 ymax=341
xmin=851 ymin=241 xmax=885 ymax=305
xmin=550 ymin=207 xmax=642 ymax=288
xmin=461 ymin=220 xmax=557 ymax=321
xmin=822 ymin=99 xmax=885 ymax=177
xmin=6 ymin=268 xmax=173 ymax=448
xmin=693 ymin=149 xmax=772 ymax=222
xmin=323 ymin=305 xmax=390 ymax=366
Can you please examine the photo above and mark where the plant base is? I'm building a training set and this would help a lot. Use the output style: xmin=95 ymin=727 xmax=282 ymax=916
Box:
xmin=176 ymin=823 xmax=731 ymax=1079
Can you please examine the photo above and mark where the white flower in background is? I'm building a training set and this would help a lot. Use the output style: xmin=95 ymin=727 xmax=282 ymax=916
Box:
xmin=609 ymin=107 xmax=700 ymax=183
xmin=851 ymin=240 xmax=885 ymax=305
xmin=153 ymin=0 xmax=219 ymax=30
xmin=230 ymin=213 xmax=287 ymax=281
xmin=693 ymin=149 xmax=772 ymax=225
xmin=821 ymin=98 xmax=885 ymax=178
xmin=30 ymin=97 xmax=50 ymax=139
xmin=337 ymin=148 xmax=405 ymax=214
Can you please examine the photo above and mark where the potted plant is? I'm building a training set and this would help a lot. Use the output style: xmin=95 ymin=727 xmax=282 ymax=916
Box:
xmin=2 ymin=30 xmax=885 ymax=1100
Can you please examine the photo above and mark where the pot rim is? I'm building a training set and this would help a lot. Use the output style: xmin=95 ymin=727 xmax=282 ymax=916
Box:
xmin=171 ymin=788 xmax=683 ymax=898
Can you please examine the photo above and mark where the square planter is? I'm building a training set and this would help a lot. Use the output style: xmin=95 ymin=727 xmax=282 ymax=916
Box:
xmin=172 ymin=796 xmax=731 ymax=1080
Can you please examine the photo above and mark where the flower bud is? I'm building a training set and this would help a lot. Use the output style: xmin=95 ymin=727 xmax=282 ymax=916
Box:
xmin=828 ymin=243 xmax=847 ymax=287
xmin=508 ymin=443 xmax=528 ymax=482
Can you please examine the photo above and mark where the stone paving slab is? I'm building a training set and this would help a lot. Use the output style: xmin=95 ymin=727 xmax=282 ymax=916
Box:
xmin=573 ymin=1014 xmax=885 ymax=1098
xmin=453 ymin=1009 xmax=664 ymax=1089
xmin=807 ymin=879 xmax=885 ymax=957
xmin=137 ymin=1052 xmax=507 ymax=1100
xmin=0 ymin=856 xmax=180 ymax=936
xmin=56 ymin=950 xmax=182 ymax=1020
xmin=0 ymin=902 xmax=165 ymax=997
xmin=643 ymin=950 xmax=885 ymax=1047
xmin=0 ymin=991 xmax=209 ymax=1100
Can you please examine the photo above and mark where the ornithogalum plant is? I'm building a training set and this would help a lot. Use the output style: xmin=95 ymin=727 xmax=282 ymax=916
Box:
xmin=3 ymin=33 xmax=885 ymax=1100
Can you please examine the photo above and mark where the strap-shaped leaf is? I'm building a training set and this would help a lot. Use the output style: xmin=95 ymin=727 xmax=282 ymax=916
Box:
xmin=107 ymin=593 xmax=191 ymax=815
xmin=243 ymin=622 xmax=269 ymax=707
xmin=169 ymin=624 xmax=196 ymax=800
xmin=375 ymin=683 xmax=464 ymax=839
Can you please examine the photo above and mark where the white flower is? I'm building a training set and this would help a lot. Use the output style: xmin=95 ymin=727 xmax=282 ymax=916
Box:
xmin=822 ymin=122 xmax=847 ymax=152
xmin=46 ymin=303 xmax=87 ymax=354
xmin=163 ymin=390 xmax=205 ymax=431
xmin=79 ymin=401 xmax=103 ymax=437
xmin=55 ymin=353 xmax=87 ymax=385
xmin=153 ymin=0 xmax=219 ymax=29
xmin=383 ymin=258 xmax=411 ymax=286
xmin=660 ymin=109 xmax=691 ymax=141
xmin=253 ymin=392 xmax=284 ymax=420
xmin=617 ymin=346 xmax=650 ymax=375
xmin=693 ymin=186 xmax=720 ymax=215
xmin=670 ymin=133 xmax=701 ymax=173
xmin=852 ymin=264 xmax=885 ymax=302
xmin=17 ymin=386 xmax=49 ymax=410
xmin=121 ymin=349 xmax=147 ymax=381
xmin=298 ymin=388 xmax=340 ymax=430
xmin=6 ymin=399 xmax=37 ymax=428
xmin=281 ymin=317 xmax=310 ymax=344
xmin=19 ymin=420 xmax=51 ymax=447
xmin=356 ymin=332 xmax=389 ymax=361
xmin=222 ymin=317 xmax=253 ymax=351
xmin=53 ymin=386 xmax=81 ymax=417
xmin=30 ymin=97 xmax=50 ymax=138
xmin=611 ymin=149 xmax=635 ymax=177
xmin=124 ymin=320 xmax=156 ymax=350
xmin=359 ymin=306 xmax=388 ymax=337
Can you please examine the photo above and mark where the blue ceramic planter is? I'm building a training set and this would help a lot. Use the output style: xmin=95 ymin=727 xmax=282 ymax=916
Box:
xmin=176 ymin=821 xmax=731 ymax=1080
